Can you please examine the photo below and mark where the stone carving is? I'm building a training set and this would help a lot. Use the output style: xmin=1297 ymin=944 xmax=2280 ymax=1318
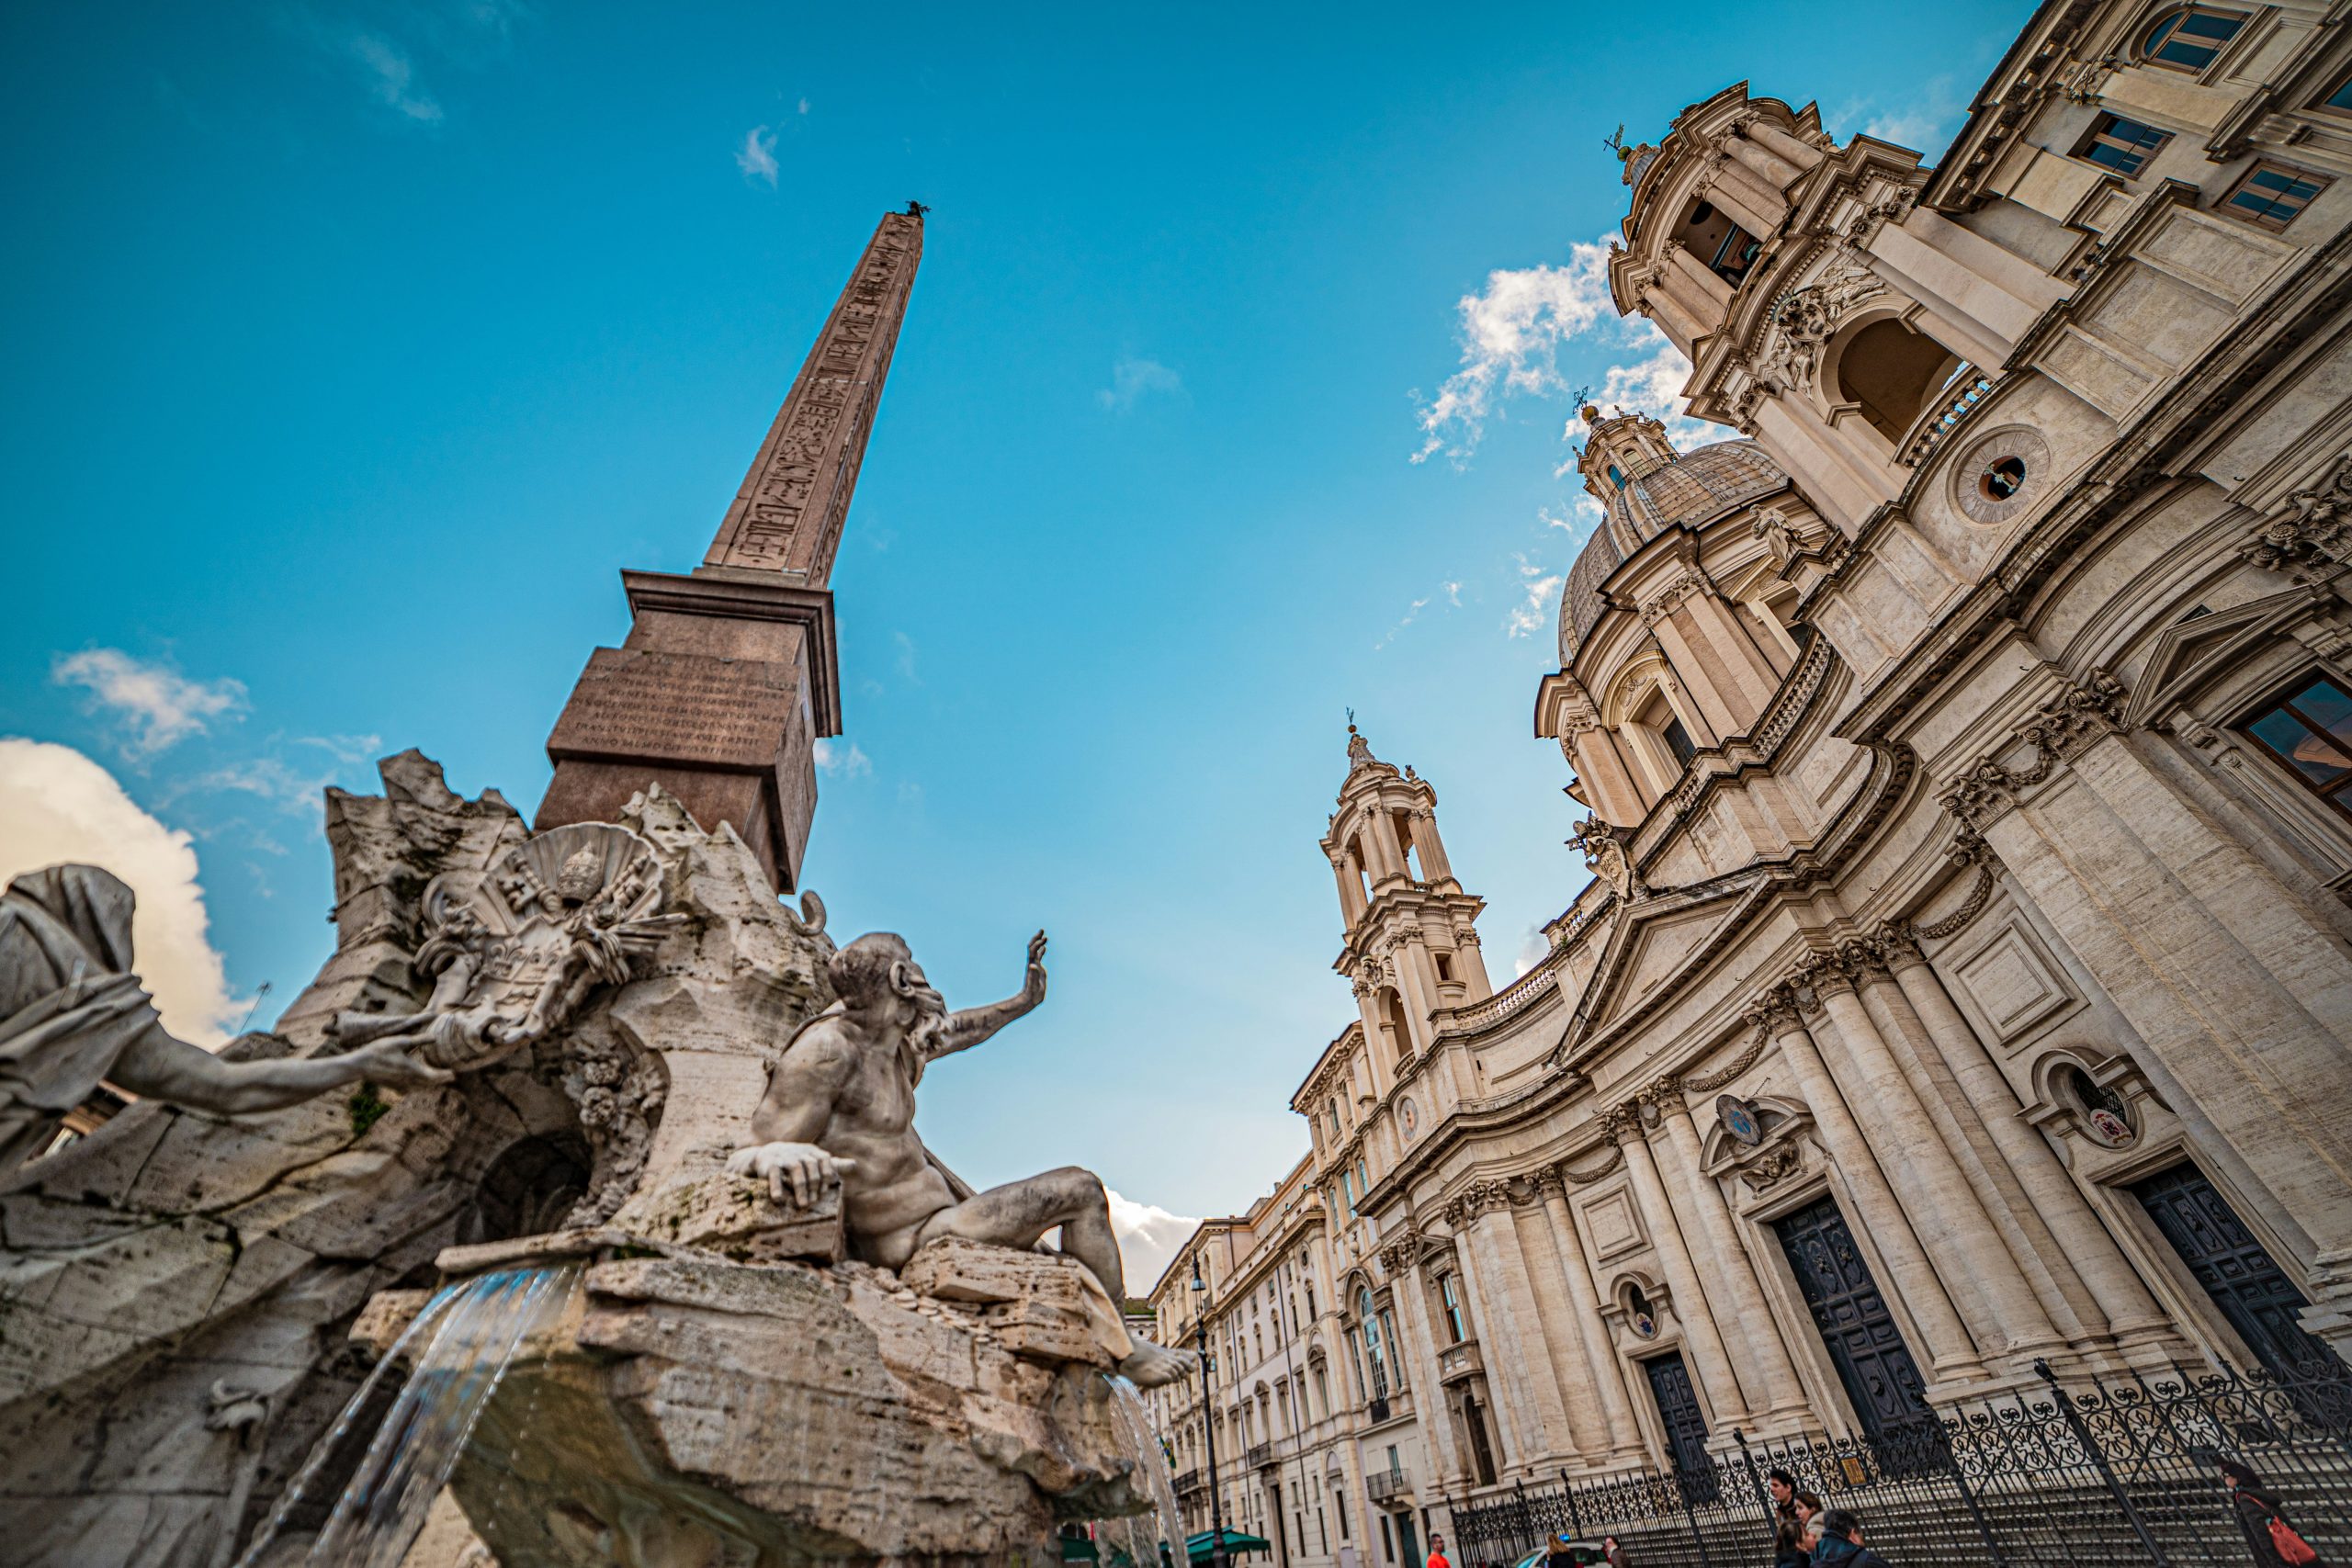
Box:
xmin=1440 ymin=1177 xmax=1515 ymax=1226
xmin=330 ymin=823 xmax=681 ymax=1076
xmin=725 ymin=930 xmax=1197 ymax=1387
xmin=2245 ymin=448 xmax=2352 ymax=579
xmin=1750 ymin=248 xmax=1885 ymax=395
xmin=1752 ymin=505 xmax=1807 ymax=570
xmin=1683 ymin=1027 xmax=1770 ymax=1092
xmin=1843 ymin=186 xmax=1918 ymax=247
xmin=0 ymin=864 xmax=449 ymax=1179
xmin=1939 ymin=670 xmax=2127 ymax=827
xmin=1737 ymin=1141 xmax=1804 ymax=1192
xmin=1560 ymin=1145 xmax=1625 ymax=1184
xmin=1569 ymin=815 xmax=1640 ymax=901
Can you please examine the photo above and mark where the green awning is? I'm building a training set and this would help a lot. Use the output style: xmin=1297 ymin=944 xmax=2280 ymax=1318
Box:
xmin=1186 ymin=1529 xmax=1274 ymax=1563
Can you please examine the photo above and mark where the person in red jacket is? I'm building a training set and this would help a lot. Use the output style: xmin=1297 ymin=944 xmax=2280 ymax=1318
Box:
xmin=1426 ymin=1533 xmax=1451 ymax=1568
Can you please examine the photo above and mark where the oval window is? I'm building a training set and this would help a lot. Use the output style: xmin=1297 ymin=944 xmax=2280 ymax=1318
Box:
xmin=1980 ymin=456 xmax=2028 ymax=502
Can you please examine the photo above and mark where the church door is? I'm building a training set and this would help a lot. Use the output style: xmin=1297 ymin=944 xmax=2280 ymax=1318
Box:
xmin=1641 ymin=1352 xmax=1716 ymax=1501
xmin=2132 ymin=1164 xmax=2337 ymax=1376
xmin=1773 ymin=1195 xmax=1928 ymax=1437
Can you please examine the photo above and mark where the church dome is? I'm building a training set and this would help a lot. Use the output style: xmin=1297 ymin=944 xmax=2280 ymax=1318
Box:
xmin=1558 ymin=438 xmax=1790 ymax=664
xmin=1607 ymin=438 xmax=1786 ymax=538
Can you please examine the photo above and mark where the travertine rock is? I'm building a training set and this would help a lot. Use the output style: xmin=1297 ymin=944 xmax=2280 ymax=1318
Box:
xmin=440 ymin=1256 xmax=1153 ymax=1567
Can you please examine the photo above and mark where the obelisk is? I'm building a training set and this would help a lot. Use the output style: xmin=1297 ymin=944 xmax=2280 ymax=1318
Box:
xmin=535 ymin=207 xmax=922 ymax=892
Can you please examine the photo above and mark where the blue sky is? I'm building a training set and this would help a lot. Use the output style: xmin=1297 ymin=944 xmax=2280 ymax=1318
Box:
xmin=1 ymin=0 xmax=2024 ymax=1257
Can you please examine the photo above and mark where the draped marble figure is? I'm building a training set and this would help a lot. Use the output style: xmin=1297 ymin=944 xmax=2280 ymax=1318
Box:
xmin=0 ymin=864 xmax=446 ymax=1178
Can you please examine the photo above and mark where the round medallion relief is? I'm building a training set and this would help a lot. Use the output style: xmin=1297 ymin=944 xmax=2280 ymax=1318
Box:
xmin=1716 ymin=1093 xmax=1764 ymax=1146
xmin=1952 ymin=425 xmax=2052 ymax=526
xmin=1398 ymin=1098 xmax=1419 ymax=1139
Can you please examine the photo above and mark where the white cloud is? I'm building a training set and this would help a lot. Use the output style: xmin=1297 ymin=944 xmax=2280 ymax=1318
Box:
xmin=1374 ymin=578 xmax=1464 ymax=650
xmin=1506 ymin=554 xmax=1565 ymax=639
xmin=349 ymin=33 xmax=443 ymax=122
xmin=736 ymin=125 xmax=778 ymax=186
xmin=1852 ymin=75 xmax=1969 ymax=161
xmin=1107 ymin=1189 xmax=1199 ymax=1295
xmin=294 ymin=732 xmax=384 ymax=765
xmin=893 ymin=630 xmax=921 ymax=684
xmin=53 ymin=649 xmax=245 ymax=757
xmin=0 ymin=739 xmax=242 ymax=1046
xmin=1413 ymin=240 xmax=1618 ymax=465
xmin=812 ymin=739 xmax=871 ymax=778
xmin=797 ymin=96 xmax=810 ymax=116
xmin=175 ymin=757 xmax=339 ymax=817
xmin=1512 ymin=924 xmax=1552 ymax=979
xmin=1097 ymin=356 xmax=1184 ymax=413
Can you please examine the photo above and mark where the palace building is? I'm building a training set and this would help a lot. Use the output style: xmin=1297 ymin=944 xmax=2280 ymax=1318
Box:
xmin=1148 ymin=0 xmax=2352 ymax=1549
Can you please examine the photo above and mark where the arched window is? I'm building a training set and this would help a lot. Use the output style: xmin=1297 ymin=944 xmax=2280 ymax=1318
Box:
xmin=1375 ymin=987 xmax=1410 ymax=1063
xmin=1834 ymin=318 xmax=1964 ymax=444
xmin=2138 ymin=6 xmax=2245 ymax=72
xmin=1673 ymin=198 xmax=1760 ymax=287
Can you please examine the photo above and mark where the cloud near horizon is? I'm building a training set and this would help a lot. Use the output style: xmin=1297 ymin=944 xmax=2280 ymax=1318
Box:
xmin=1107 ymin=1189 xmax=1200 ymax=1295
xmin=0 ymin=739 xmax=243 ymax=1045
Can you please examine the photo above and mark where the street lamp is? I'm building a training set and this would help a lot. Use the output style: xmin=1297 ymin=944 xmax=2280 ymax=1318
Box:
xmin=1193 ymin=1254 xmax=1230 ymax=1568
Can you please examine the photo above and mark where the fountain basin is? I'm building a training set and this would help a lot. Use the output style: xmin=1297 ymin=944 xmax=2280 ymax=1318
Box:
xmin=388 ymin=1250 xmax=1154 ymax=1565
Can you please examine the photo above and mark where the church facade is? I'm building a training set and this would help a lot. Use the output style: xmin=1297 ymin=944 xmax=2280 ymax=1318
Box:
xmin=1150 ymin=0 xmax=2352 ymax=1535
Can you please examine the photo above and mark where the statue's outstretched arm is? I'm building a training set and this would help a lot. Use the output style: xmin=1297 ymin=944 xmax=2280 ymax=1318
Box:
xmin=933 ymin=931 xmax=1046 ymax=1060
xmin=111 ymin=1026 xmax=448 ymax=1116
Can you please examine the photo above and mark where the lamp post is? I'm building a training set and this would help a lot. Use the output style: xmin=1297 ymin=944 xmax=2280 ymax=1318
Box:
xmin=1193 ymin=1254 xmax=1230 ymax=1568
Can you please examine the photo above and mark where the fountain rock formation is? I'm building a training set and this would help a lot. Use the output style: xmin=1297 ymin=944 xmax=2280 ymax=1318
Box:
xmin=0 ymin=753 xmax=1167 ymax=1567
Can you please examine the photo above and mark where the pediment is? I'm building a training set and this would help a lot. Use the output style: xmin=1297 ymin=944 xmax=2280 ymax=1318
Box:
xmin=1575 ymin=881 xmax=1754 ymax=1039
xmin=2125 ymin=587 xmax=2319 ymax=729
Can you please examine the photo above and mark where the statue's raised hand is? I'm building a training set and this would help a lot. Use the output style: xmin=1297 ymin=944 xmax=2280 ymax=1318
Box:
xmin=727 ymin=1140 xmax=855 ymax=1209
xmin=1023 ymin=930 xmax=1048 ymax=1001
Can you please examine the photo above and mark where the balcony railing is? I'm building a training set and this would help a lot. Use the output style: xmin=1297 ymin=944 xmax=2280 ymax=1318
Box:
xmin=1247 ymin=1442 xmax=1276 ymax=1471
xmin=1366 ymin=1395 xmax=1391 ymax=1425
xmin=1902 ymin=371 xmax=1993 ymax=467
xmin=1438 ymin=1337 xmax=1484 ymax=1384
xmin=1446 ymin=967 xmax=1558 ymax=1033
xmin=1173 ymin=1467 xmax=1203 ymax=1495
xmin=1368 ymin=1466 xmax=1411 ymax=1503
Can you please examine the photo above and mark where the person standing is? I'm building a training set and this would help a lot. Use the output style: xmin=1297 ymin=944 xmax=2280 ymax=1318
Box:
xmin=1808 ymin=1508 xmax=1892 ymax=1568
xmin=2222 ymin=1458 xmax=2324 ymax=1565
xmin=1426 ymin=1532 xmax=1451 ymax=1568
xmin=1768 ymin=1470 xmax=1807 ymax=1568
xmin=1544 ymin=1533 xmax=1577 ymax=1568
xmin=1600 ymin=1535 xmax=1627 ymax=1568
xmin=1794 ymin=1491 xmax=1826 ymax=1560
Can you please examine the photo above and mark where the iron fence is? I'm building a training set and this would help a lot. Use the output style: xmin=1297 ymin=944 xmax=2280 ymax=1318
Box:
xmin=1445 ymin=1359 xmax=2352 ymax=1567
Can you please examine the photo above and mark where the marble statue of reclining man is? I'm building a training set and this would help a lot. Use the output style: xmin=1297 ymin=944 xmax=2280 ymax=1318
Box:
xmin=728 ymin=929 xmax=1197 ymax=1388
xmin=0 ymin=864 xmax=448 ymax=1181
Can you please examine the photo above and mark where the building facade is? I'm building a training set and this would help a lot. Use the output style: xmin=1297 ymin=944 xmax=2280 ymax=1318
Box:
xmin=1150 ymin=0 xmax=2352 ymax=1528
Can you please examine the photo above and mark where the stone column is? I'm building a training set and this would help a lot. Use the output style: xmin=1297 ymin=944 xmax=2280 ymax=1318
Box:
xmin=1609 ymin=1107 xmax=1750 ymax=1427
xmin=1804 ymin=956 xmax=2052 ymax=1359
xmin=1408 ymin=808 xmax=1454 ymax=885
xmin=1660 ymin=243 xmax=1735 ymax=326
xmin=1510 ymin=1178 xmax=1612 ymax=1460
xmin=1331 ymin=853 xmax=1367 ymax=926
xmin=1693 ymin=157 xmax=1782 ymax=243
xmin=1878 ymin=927 xmax=2181 ymax=1359
xmin=1461 ymin=1191 xmax=1580 ymax=1470
xmin=1760 ymin=994 xmax=1984 ymax=1381
xmin=1740 ymin=118 xmax=1825 ymax=173
xmin=1380 ymin=1239 xmax=1466 ymax=1487
xmin=1358 ymin=804 xmax=1410 ymax=885
xmin=1646 ymin=1079 xmax=1813 ymax=1423
xmin=1724 ymin=127 xmax=1804 ymax=186
xmin=1634 ymin=281 xmax=1708 ymax=355
xmin=1534 ymin=1170 xmax=1645 ymax=1464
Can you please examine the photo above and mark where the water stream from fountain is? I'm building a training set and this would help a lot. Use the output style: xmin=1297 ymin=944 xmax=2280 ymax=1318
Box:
xmin=231 ymin=1266 xmax=578 ymax=1568
xmin=1105 ymin=1375 xmax=1185 ymax=1567
xmin=305 ymin=1266 xmax=579 ymax=1568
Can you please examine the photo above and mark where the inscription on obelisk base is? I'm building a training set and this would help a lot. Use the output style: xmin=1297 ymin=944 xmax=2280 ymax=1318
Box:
xmin=534 ymin=209 xmax=922 ymax=894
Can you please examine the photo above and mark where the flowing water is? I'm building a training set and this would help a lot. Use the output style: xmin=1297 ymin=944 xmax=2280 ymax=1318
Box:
xmin=232 ymin=1266 xmax=578 ymax=1568
xmin=1105 ymin=1375 xmax=1187 ymax=1567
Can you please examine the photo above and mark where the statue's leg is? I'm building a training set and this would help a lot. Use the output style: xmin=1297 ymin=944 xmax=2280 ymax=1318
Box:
xmin=914 ymin=1165 xmax=1125 ymax=1299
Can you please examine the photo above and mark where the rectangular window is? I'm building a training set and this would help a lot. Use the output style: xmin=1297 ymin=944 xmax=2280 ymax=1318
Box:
xmin=2223 ymin=163 xmax=2329 ymax=231
xmin=1662 ymin=714 xmax=1697 ymax=767
xmin=1380 ymin=1515 xmax=1395 ymax=1562
xmin=1336 ymin=1488 xmax=1351 ymax=1540
xmin=2325 ymin=73 xmax=2352 ymax=114
xmin=1439 ymin=1273 xmax=1465 ymax=1343
xmin=2244 ymin=675 xmax=2352 ymax=814
xmin=2142 ymin=6 xmax=2245 ymax=72
xmin=2075 ymin=112 xmax=2171 ymax=176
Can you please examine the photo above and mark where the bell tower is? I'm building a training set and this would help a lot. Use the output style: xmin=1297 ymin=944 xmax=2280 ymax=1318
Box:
xmin=535 ymin=208 xmax=923 ymax=893
xmin=1320 ymin=726 xmax=1491 ymax=1074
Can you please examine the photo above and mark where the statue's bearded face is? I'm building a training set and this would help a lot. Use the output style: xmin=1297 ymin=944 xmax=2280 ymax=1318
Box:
xmin=830 ymin=935 xmax=948 ymax=1069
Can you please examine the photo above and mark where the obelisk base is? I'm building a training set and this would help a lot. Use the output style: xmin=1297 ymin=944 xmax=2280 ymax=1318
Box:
xmin=537 ymin=568 xmax=841 ymax=894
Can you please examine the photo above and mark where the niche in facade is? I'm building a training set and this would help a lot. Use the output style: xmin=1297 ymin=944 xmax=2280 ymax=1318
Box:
xmin=1673 ymin=198 xmax=1760 ymax=287
xmin=1833 ymin=318 xmax=1962 ymax=443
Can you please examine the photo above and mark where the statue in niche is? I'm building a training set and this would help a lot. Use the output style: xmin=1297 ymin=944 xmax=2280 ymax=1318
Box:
xmin=1752 ymin=505 xmax=1805 ymax=571
xmin=330 ymin=824 xmax=679 ymax=1072
xmin=0 ymin=864 xmax=447 ymax=1179
xmin=728 ymin=929 xmax=1200 ymax=1386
